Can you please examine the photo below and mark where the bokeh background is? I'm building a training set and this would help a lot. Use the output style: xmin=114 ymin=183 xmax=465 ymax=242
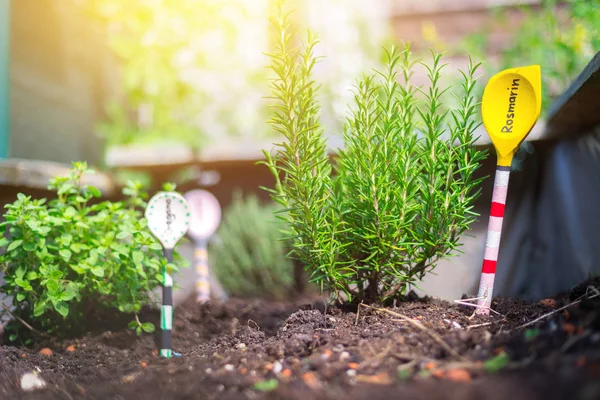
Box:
xmin=1 ymin=0 xmax=599 ymax=303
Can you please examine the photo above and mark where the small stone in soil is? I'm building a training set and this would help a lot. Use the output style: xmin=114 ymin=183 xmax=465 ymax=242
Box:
xmin=21 ymin=373 xmax=46 ymax=391
xmin=39 ymin=348 xmax=53 ymax=357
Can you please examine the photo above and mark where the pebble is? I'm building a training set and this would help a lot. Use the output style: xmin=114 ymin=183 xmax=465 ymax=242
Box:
xmin=205 ymin=368 xmax=213 ymax=374
xmin=332 ymin=344 xmax=344 ymax=353
xmin=21 ymin=372 xmax=46 ymax=391
xmin=235 ymin=343 xmax=247 ymax=350
xmin=339 ymin=351 xmax=351 ymax=362
xmin=273 ymin=361 xmax=283 ymax=374
xmin=39 ymin=348 xmax=53 ymax=357
xmin=224 ymin=364 xmax=234 ymax=372
xmin=346 ymin=369 xmax=357 ymax=377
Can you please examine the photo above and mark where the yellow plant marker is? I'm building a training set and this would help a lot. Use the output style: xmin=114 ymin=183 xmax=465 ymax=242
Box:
xmin=481 ymin=65 xmax=542 ymax=166
xmin=472 ymin=65 xmax=542 ymax=315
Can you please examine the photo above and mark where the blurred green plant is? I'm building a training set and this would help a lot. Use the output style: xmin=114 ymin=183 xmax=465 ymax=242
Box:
xmin=87 ymin=0 xmax=273 ymax=149
xmin=211 ymin=192 xmax=295 ymax=299
xmin=0 ymin=162 xmax=184 ymax=340
xmin=262 ymin=5 xmax=487 ymax=303
xmin=460 ymin=0 xmax=599 ymax=115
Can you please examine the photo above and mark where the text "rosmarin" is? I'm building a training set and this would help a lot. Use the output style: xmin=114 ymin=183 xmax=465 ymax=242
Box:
xmin=501 ymin=78 xmax=520 ymax=133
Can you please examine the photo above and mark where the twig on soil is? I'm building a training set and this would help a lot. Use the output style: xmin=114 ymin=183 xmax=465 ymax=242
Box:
xmin=396 ymin=359 xmax=417 ymax=372
xmin=359 ymin=304 xmax=469 ymax=362
xmin=1 ymin=304 xmax=50 ymax=338
xmin=453 ymin=298 xmax=507 ymax=319
xmin=560 ymin=329 xmax=592 ymax=353
xmin=355 ymin=301 xmax=363 ymax=326
xmin=467 ymin=322 xmax=494 ymax=330
xmin=247 ymin=319 xmax=260 ymax=331
xmin=514 ymin=287 xmax=599 ymax=331
xmin=587 ymin=285 xmax=600 ymax=297
xmin=361 ymin=341 xmax=393 ymax=369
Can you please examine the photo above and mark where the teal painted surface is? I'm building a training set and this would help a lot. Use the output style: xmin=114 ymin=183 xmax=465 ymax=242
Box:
xmin=0 ymin=0 xmax=10 ymax=158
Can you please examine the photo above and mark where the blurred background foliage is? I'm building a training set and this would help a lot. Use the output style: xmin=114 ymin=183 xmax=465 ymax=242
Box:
xmin=86 ymin=0 xmax=274 ymax=149
xmin=210 ymin=192 xmax=296 ymax=300
xmin=84 ymin=0 xmax=600 ymax=150
xmin=84 ymin=0 xmax=390 ymax=150
xmin=458 ymin=0 xmax=599 ymax=115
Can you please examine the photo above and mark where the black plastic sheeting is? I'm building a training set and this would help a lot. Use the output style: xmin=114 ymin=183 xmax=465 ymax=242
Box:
xmin=495 ymin=127 xmax=600 ymax=300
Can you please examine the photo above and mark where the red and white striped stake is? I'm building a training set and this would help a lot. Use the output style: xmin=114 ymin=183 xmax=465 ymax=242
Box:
xmin=456 ymin=65 xmax=541 ymax=316
xmin=476 ymin=165 xmax=510 ymax=312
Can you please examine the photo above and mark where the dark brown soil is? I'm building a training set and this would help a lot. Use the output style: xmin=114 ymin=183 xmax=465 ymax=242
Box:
xmin=1 ymin=279 xmax=600 ymax=400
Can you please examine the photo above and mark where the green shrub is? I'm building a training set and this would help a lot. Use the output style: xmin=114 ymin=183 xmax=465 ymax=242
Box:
xmin=0 ymin=162 xmax=181 ymax=340
xmin=212 ymin=192 xmax=295 ymax=299
xmin=262 ymin=6 xmax=487 ymax=303
xmin=460 ymin=0 xmax=599 ymax=115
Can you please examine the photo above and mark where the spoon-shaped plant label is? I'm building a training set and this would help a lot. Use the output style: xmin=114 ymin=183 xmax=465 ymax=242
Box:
xmin=474 ymin=65 xmax=541 ymax=315
xmin=481 ymin=65 xmax=542 ymax=166
xmin=145 ymin=192 xmax=192 ymax=249
xmin=185 ymin=190 xmax=221 ymax=241
xmin=184 ymin=189 xmax=221 ymax=303
xmin=145 ymin=191 xmax=192 ymax=358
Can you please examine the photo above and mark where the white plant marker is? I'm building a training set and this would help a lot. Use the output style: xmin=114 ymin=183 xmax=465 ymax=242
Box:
xmin=184 ymin=190 xmax=222 ymax=303
xmin=145 ymin=191 xmax=192 ymax=358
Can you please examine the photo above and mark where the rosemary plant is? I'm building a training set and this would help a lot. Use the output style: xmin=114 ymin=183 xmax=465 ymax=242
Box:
xmin=262 ymin=5 xmax=487 ymax=303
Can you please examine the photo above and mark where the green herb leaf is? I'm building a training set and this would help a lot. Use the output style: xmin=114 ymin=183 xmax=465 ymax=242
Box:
xmin=133 ymin=251 xmax=144 ymax=265
xmin=116 ymin=231 xmax=131 ymax=239
xmin=33 ymin=300 xmax=47 ymax=317
xmin=141 ymin=322 xmax=155 ymax=333
xmin=54 ymin=301 xmax=69 ymax=317
xmin=7 ymin=240 xmax=22 ymax=252
xmin=47 ymin=280 xmax=60 ymax=294
xmin=59 ymin=249 xmax=72 ymax=262
xmin=524 ymin=328 xmax=540 ymax=342
xmin=148 ymin=243 xmax=163 ymax=251
xmin=483 ymin=352 xmax=510 ymax=373
xmin=88 ymin=186 xmax=102 ymax=198
xmin=253 ymin=378 xmax=278 ymax=392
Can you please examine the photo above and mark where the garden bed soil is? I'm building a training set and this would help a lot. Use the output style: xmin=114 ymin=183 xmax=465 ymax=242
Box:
xmin=1 ymin=279 xmax=599 ymax=400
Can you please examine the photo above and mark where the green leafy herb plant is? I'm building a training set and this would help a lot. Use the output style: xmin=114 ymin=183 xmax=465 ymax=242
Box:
xmin=211 ymin=192 xmax=295 ymax=300
xmin=262 ymin=6 xmax=487 ymax=303
xmin=0 ymin=162 xmax=181 ymax=340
